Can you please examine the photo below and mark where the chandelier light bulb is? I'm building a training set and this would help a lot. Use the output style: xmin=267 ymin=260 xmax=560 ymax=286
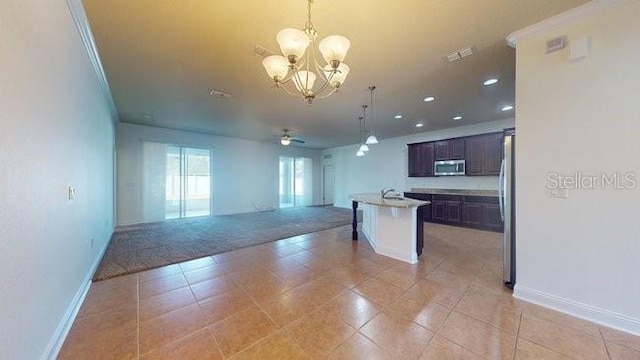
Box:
xmin=276 ymin=28 xmax=310 ymax=62
xmin=318 ymin=35 xmax=351 ymax=65
xmin=292 ymin=71 xmax=317 ymax=93
xmin=325 ymin=63 xmax=350 ymax=88
xmin=262 ymin=55 xmax=290 ymax=81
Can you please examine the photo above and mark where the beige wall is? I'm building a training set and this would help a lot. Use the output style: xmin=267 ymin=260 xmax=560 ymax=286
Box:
xmin=513 ymin=0 xmax=640 ymax=334
xmin=0 ymin=0 xmax=116 ymax=358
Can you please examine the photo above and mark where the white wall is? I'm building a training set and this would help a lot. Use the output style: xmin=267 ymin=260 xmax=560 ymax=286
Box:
xmin=0 ymin=1 xmax=116 ymax=359
xmin=512 ymin=0 xmax=640 ymax=334
xmin=325 ymin=119 xmax=514 ymax=208
xmin=116 ymin=123 xmax=323 ymax=225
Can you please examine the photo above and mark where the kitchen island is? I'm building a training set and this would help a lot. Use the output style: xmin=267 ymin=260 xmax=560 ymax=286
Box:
xmin=349 ymin=193 xmax=430 ymax=264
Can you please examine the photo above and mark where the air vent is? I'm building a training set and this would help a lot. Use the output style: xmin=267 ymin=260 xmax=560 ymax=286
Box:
xmin=446 ymin=46 xmax=475 ymax=62
xmin=546 ymin=36 xmax=566 ymax=53
xmin=209 ymin=89 xmax=233 ymax=100
xmin=253 ymin=44 xmax=274 ymax=58
xmin=324 ymin=154 xmax=332 ymax=160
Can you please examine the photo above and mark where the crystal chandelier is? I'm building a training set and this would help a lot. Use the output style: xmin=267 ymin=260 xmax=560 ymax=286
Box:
xmin=262 ymin=0 xmax=351 ymax=104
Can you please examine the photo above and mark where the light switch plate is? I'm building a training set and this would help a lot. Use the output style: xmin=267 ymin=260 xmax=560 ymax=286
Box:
xmin=68 ymin=186 xmax=77 ymax=200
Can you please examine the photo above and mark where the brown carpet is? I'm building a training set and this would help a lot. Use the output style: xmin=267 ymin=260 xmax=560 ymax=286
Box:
xmin=93 ymin=206 xmax=360 ymax=281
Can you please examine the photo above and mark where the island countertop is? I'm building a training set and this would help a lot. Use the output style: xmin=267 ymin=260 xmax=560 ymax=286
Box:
xmin=349 ymin=193 xmax=430 ymax=208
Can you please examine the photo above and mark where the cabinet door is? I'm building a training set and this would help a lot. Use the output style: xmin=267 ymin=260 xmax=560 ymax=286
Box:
xmin=419 ymin=142 xmax=435 ymax=176
xmin=463 ymin=203 xmax=483 ymax=226
xmin=434 ymin=141 xmax=450 ymax=160
xmin=465 ymin=136 xmax=485 ymax=175
xmin=450 ymin=138 xmax=465 ymax=159
xmin=482 ymin=203 xmax=503 ymax=231
xmin=408 ymin=144 xmax=422 ymax=177
xmin=485 ymin=133 xmax=504 ymax=175
xmin=446 ymin=201 xmax=462 ymax=223
xmin=431 ymin=200 xmax=446 ymax=221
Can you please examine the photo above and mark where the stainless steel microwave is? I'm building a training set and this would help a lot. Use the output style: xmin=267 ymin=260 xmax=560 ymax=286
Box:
xmin=434 ymin=159 xmax=466 ymax=176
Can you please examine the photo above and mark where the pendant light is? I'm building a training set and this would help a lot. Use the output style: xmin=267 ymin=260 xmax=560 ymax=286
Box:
xmin=356 ymin=116 xmax=366 ymax=157
xmin=365 ymin=86 xmax=379 ymax=145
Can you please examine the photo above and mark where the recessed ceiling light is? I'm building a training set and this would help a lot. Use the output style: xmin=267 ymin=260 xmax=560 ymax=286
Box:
xmin=453 ymin=116 xmax=463 ymax=121
xmin=423 ymin=96 xmax=435 ymax=102
xmin=416 ymin=122 xmax=424 ymax=128
xmin=501 ymin=105 xmax=514 ymax=111
xmin=483 ymin=78 xmax=499 ymax=86
xmin=142 ymin=113 xmax=152 ymax=119
xmin=394 ymin=114 xmax=403 ymax=119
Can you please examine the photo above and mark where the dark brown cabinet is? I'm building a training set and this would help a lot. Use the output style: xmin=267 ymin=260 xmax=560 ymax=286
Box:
xmin=408 ymin=142 xmax=434 ymax=177
xmin=404 ymin=192 xmax=503 ymax=232
xmin=431 ymin=195 xmax=462 ymax=224
xmin=463 ymin=196 xmax=504 ymax=231
xmin=465 ymin=132 xmax=503 ymax=176
xmin=434 ymin=138 xmax=465 ymax=160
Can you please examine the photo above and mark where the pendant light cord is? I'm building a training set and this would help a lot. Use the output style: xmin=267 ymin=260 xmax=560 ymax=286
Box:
xmin=369 ymin=86 xmax=376 ymax=135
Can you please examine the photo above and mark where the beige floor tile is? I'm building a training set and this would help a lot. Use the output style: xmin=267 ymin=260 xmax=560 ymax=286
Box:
xmin=139 ymin=286 xmax=197 ymax=321
xmin=438 ymin=311 xmax=516 ymax=359
xmin=77 ymin=275 xmax=138 ymax=317
xmin=285 ymin=308 xmax=356 ymax=358
xmin=407 ymin=277 xmax=466 ymax=309
xmin=139 ymin=303 xmax=207 ymax=355
xmin=523 ymin=303 xmax=602 ymax=337
xmin=352 ymin=277 xmax=405 ymax=307
xmin=293 ymin=276 xmax=349 ymax=306
xmin=360 ymin=311 xmax=434 ymax=359
xmin=58 ymin=320 xmax=137 ymax=360
xmin=179 ymin=256 xmax=217 ymax=272
xmin=189 ymin=274 xmax=238 ymax=301
xmin=601 ymin=326 xmax=640 ymax=352
xmin=229 ymin=331 xmax=311 ymax=360
xmin=233 ymin=270 xmax=291 ymax=304
xmin=209 ymin=305 xmax=279 ymax=358
xmin=519 ymin=311 xmax=608 ymax=360
xmin=607 ymin=342 xmax=640 ymax=360
xmin=139 ymin=328 xmax=223 ymax=360
xmin=514 ymin=338 xmax=572 ymax=360
xmin=183 ymin=263 xmax=229 ymax=285
xmin=386 ymin=293 xmax=451 ymax=331
xmin=321 ymin=290 xmax=381 ymax=329
xmin=419 ymin=335 xmax=484 ymax=360
xmin=454 ymin=286 xmax=522 ymax=334
xmin=139 ymin=272 xmax=189 ymax=299
xmin=139 ymin=263 xmax=182 ymax=283
xmin=198 ymin=288 xmax=255 ymax=325
xmin=326 ymin=332 xmax=390 ymax=360
xmin=324 ymin=264 xmax=371 ymax=288
xmin=261 ymin=287 xmax=321 ymax=327
xmin=374 ymin=266 xmax=424 ymax=289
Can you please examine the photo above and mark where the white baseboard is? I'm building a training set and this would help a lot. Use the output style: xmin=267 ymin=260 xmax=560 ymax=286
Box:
xmin=375 ymin=244 xmax=418 ymax=264
xmin=514 ymin=284 xmax=640 ymax=336
xmin=41 ymin=235 xmax=111 ymax=360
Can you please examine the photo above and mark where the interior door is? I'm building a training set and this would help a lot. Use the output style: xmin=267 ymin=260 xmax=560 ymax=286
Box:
xmin=323 ymin=165 xmax=334 ymax=205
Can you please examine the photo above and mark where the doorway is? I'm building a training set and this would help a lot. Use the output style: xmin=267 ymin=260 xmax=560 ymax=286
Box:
xmin=279 ymin=156 xmax=312 ymax=208
xmin=323 ymin=165 xmax=334 ymax=205
xmin=142 ymin=142 xmax=211 ymax=222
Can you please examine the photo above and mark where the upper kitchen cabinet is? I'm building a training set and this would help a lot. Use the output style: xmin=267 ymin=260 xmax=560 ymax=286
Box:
xmin=408 ymin=142 xmax=434 ymax=177
xmin=434 ymin=138 xmax=465 ymax=160
xmin=465 ymin=132 xmax=503 ymax=176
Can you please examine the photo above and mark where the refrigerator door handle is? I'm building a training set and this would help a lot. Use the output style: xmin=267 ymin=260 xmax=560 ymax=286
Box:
xmin=498 ymin=159 xmax=505 ymax=222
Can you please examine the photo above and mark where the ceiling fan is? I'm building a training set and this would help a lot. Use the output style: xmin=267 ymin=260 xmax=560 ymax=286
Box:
xmin=279 ymin=129 xmax=305 ymax=146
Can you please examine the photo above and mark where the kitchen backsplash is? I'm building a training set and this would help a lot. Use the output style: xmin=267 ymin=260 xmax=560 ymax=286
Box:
xmin=405 ymin=175 xmax=499 ymax=191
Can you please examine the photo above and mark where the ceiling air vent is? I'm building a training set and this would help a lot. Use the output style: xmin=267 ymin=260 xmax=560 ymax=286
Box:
xmin=209 ymin=89 xmax=233 ymax=100
xmin=546 ymin=36 xmax=566 ymax=53
xmin=253 ymin=44 xmax=274 ymax=58
xmin=446 ymin=46 xmax=475 ymax=62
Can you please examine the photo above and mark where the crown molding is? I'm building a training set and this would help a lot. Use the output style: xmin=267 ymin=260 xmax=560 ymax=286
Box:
xmin=65 ymin=0 xmax=118 ymax=123
xmin=506 ymin=0 xmax=630 ymax=48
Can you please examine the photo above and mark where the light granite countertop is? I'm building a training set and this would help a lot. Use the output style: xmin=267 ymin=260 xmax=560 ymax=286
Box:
xmin=349 ymin=193 xmax=430 ymax=208
xmin=409 ymin=188 xmax=499 ymax=197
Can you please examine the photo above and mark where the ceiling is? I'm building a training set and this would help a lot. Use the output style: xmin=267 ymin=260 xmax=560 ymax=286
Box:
xmin=83 ymin=0 xmax=590 ymax=149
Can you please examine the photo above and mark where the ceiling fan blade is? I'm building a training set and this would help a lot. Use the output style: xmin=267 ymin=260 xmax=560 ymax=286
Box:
xmin=291 ymin=138 xmax=305 ymax=144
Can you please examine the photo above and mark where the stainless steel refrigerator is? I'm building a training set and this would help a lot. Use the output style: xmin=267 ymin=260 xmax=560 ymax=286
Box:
xmin=500 ymin=129 xmax=516 ymax=289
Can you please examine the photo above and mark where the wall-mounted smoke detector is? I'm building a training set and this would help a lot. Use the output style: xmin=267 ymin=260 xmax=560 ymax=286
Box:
xmin=446 ymin=46 xmax=475 ymax=62
xmin=209 ymin=89 xmax=233 ymax=100
xmin=252 ymin=44 xmax=274 ymax=58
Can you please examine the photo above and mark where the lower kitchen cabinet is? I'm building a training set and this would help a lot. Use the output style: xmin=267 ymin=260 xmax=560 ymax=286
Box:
xmin=405 ymin=192 xmax=503 ymax=232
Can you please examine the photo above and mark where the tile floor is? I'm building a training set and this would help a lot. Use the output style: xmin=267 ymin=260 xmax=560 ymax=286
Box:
xmin=59 ymin=223 xmax=640 ymax=359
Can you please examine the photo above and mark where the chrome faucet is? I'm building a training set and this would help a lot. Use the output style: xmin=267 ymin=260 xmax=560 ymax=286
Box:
xmin=381 ymin=188 xmax=396 ymax=199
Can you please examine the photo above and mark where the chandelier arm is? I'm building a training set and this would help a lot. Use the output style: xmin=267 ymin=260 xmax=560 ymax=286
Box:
xmin=277 ymin=83 xmax=303 ymax=97
xmin=313 ymin=72 xmax=336 ymax=96
xmin=315 ymin=86 xmax=338 ymax=100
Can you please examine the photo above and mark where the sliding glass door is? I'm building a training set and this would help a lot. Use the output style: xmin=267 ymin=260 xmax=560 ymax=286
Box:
xmin=279 ymin=156 xmax=312 ymax=208
xmin=142 ymin=142 xmax=211 ymax=222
